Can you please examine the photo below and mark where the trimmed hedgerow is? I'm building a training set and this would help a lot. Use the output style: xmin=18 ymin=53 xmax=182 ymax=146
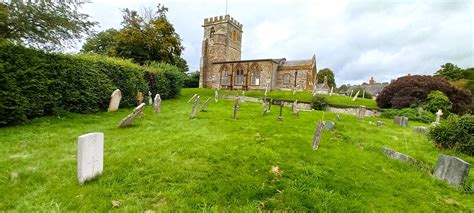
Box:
xmin=429 ymin=115 xmax=474 ymax=156
xmin=144 ymin=62 xmax=186 ymax=100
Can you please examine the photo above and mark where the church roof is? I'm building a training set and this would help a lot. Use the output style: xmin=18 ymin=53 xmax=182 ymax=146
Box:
xmin=281 ymin=59 xmax=313 ymax=66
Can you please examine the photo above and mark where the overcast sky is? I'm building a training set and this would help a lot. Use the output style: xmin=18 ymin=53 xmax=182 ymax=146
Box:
xmin=80 ymin=0 xmax=473 ymax=85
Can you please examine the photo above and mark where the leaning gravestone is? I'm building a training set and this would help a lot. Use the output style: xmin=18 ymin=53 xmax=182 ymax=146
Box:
xmin=433 ymin=154 xmax=471 ymax=185
xmin=188 ymin=94 xmax=198 ymax=103
xmin=312 ymin=121 xmax=325 ymax=150
xmin=262 ymin=96 xmax=267 ymax=115
xmin=117 ymin=103 xmax=146 ymax=128
xmin=201 ymin=97 xmax=211 ymax=112
xmin=413 ymin=126 xmax=428 ymax=133
xmin=190 ymin=96 xmax=200 ymax=118
xmin=77 ymin=132 xmax=104 ymax=184
xmin=215 ymin=90 xmax=219 ymax=102
xmin=233 ymin=96 xmax=240 ymax=119
xmin=376 ymin=121 xmax=385 ymax=126
xmin=108 ymin=89 xmax=122 ymax=112
xmin=336 ymin=114 xmax=341 ymax=121
xmin=352 ymin=90 xmax=360 ymax=101
xmin=383 ymin=147 xmax=414 ymax=162
xmin=357 ymin=106 xmax=366 ymax=120
xmin=153 ymin=94 xmax=161 ymax=113
xmin=325 ymin=121 xmax=335 ymax=131
xmin=394 ymin=116 xmax=409 ymax=127
xmin=136 ymin=91 xmax=144 ymax=105
xmin=277 ymin=101 xmax=283 ymax=121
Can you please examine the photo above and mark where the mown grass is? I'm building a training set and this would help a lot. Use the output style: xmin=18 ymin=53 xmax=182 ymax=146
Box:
xmin=213 ymin=88 xmax=378 ymax=108
xmin=0 ymin=88 xmax=472 ymax=211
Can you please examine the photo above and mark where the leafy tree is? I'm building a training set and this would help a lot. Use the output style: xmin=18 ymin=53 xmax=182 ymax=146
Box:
xmin=81 ymin=29 xmax=119 ymax=56
xmin=184 ymin=71 xmax=200 ymax=88
xmin=435 ymin=63 xmax=464 ymax=80
xmin=376 ymin=75 xmax=472 ymax=114
xmin=423 ymin=90 xmax=452 ymax=114
xmin=338 ymin=84 xmax=348 ymax=93
xmin=317 ymin=68 xmax=336 ymax=88
xmin=1 ymin=1 xmax=96 ymax=50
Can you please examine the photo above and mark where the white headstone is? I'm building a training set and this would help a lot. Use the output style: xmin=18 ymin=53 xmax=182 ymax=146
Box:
xmin=349 ymin=89 xmax=353 ymax=97
xmin=435 ymin=109 xmax=443 ymax=123
xmin=78 ymin=132 xmax=104 ymax=184
xmin=215 ymin=90 xmax=219 ymax=102
xmin=108 ymin=89 xmax=122 ymax=112
xmin=148 ymin=91 xmax=153 ymax=105
xmin=154 ymin=94 xmax=161 ymax=113
xmin=352 ymin=90 xmax=360 ymax=101
xmin=329 ymin=87 xmax=334 ymax=96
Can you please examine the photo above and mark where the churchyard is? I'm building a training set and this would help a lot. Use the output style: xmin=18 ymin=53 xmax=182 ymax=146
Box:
xmin=1 ymin=88 xmax=472 ymax=211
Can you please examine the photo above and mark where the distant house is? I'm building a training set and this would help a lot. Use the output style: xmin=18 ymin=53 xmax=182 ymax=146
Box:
xmin=313 ymin=76 xmax=330 ymax=94
xmin=346 ymin=77 xmax=388 ymax=97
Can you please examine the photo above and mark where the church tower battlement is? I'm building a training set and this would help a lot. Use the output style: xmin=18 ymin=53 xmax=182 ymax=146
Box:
xmin=200 ymin=15 xmax=243 ymax=88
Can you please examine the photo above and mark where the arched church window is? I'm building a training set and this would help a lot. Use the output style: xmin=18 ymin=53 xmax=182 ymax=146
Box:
xmin=250 ymin=65 xmax=261 ymax=85
xmin=220 ymin=67 xmax=230 ymax=85
xmin=235 ymin=68 xmax=244 ymax=85
xmin=210 ymin=27 xmax=215 ymax=38
xmin=283 ymin=73 xmax=290 ymax=85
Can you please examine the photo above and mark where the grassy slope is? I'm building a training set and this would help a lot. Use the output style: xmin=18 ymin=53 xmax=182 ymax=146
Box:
xmin=0 ymin=88 xmax=472 ymax=211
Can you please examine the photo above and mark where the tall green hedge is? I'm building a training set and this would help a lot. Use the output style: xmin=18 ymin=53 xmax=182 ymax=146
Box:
xmin=0 ymin=42 xmax=183 ymax=126
xmin=144 ymin=62 xmax=186 ymax=99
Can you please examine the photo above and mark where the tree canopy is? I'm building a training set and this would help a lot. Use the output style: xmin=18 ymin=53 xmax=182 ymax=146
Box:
xmin=1 ymin=1 xmax=96 ymax=50
xmin=81 ymin=4 xmax=187 ymax=72
xmin=435 ymin=63 xmax=464 ymax=80
xmin=317 ymin=68 xmax=336 ymax=88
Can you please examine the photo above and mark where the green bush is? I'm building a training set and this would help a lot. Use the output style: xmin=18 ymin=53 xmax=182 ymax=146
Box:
xmin=311 ymin=95 xmax=328 ymax=110
xmin=145 ymin=62 xmax=186 ymax=99
xmin=184 ymin=71 xmax=200 ymax=88
xmin=0 ymin=42 xmax=154 ymax=126
xmin=428 ymin=115 xmax=474 ymax=156
xmin=380 ymin=108 xmax=435 ymax=123
xmin=353 ymin=87 xmax=373 ymax=99
xmin=423 ymin=90 xmax=452 ymax=114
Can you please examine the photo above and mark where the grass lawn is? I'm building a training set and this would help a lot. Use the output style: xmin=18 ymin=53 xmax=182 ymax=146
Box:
xmin=214 ymin=88 xmax=378 ymax=108
xmin=0 ymin=88 xmax=472 ymax=211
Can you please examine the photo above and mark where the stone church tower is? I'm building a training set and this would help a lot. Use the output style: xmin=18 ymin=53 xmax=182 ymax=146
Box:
xmin=200 ymin=15 xmax=243 ymax=88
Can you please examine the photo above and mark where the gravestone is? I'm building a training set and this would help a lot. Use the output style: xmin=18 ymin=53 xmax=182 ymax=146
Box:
xmin=190 ymin=96 xmax=200 ymax=118
xmin=233 ymin=96 xmax=240 ymax=119
xmin=312 ymin=121 xmax=325 ymax=150
xmin=262 ymin=96 xmax=267 ymax=115
xmin=153 ymin=94 xmax=161 ymax=113
xmin=117 ymin=103 xmax=145 ymax=128
xmin=401 ymin=116 xmax=409 ymax=127
xmin=376 ymin=121 xmax=385 ymax=126
xmin=352 ymin=90 xmax=360 ymax=101
xmin=349 ymin=90 xmax=353 ymax=98
xmin=413 ymin=126 xmax=428 ymax=133
xmin=329 ymin=87 xmax=334 ymax=96
xmin=292 ymin=86 xmax=297 ymax=95
xmin=136 ymin=91 xmax=144 ymax=105
xmin=264 ymin=85 xmax=269 ymax=96
xmin=278 ymin=102 xmax=284 ymax=121
xmin=77 ymin=132 xmax=104 ymax=184
xmin=325 ymin=121 xmax=335 ymax=131
xmin=394 ymin=116 xmax=409 ymax=127
xmin=432 ymin=109 xmax=443 ymax=126
xmin=268 ymin=98 xmax=273 ymax=112
xmin=148 ymin=91 xmax=153 ymax=105
xmin=357 ymin=106 xmax=366 ymax=120
xmin=108 ymin=89 xmax=122 ymax=112
xmin=292 ymin=100 xmax=299 ymax=116
xmin=201 ymin=97 xmax=211 ymax=112
xmin=188 ymin=94 xmax=198 ymax=103
xmin=336 ymin=114 xmax=341 ymax=121
xmin=215 ymin=90 xmax=219 ymax=102
xmin=433 ymin=154 xmax=471 ymax=185
xmin=362 ymin=90 xmax=365 ymax=99
xmin=383 ymin=147 xmax=414 ymax=162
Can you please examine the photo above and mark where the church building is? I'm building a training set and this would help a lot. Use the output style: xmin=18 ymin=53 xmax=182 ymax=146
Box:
xmin=199 ymin=15 xmax=317 ymax=91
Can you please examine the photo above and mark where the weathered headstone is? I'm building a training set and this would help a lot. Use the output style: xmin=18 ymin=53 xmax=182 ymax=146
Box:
xmin=108 ymin=89 xmax=122 ymax=112
xmin=401 ymin=116 xmax=409 ymax=127
xmin=394 ymin=116 xmax=409 ymax=127
xmin=352 ymin=90 xmax=360 ymax=101
xmin=201 ymin=97 xmax=211 ymax=112
xmin=264 ymin=84 xmax=269 ymax=96
xmin=383 ymin=147 xmax=414 ymax=162
xmin=117 ymin=103 xmax=146 ymax=128
xmin=336 ymin=114 xmax=341 ymax=121
xmin=312 ymin=121 xmax=325 ymax=150
xmin=376 ymin=121 xmax=385 ymax=126
xmin=153 ymin=94 xmax=161 ymax=113
xmin=435 ymin=109 xmax=443 ymax=123
xmin=357 ymin=105 xmax=366 ymax=120
xmin=214 ymin=90 xmax=219 ymax=102
xmin=278 ymin=102 xmax=284 ymax=121
xmin=349 ymin=89 xmax=353 ymax=98
xmin=413 ymin=126 xmax=428 ymax=133
xmin=433 ymin=154 xmax=471 ymax=185
xmin=136 ymin=91 xmax=144 ymax=105
xmin=325 ymin=121 xmax=335 ymax=131
xmin=233 ymin=96 xmax=240 ymax=119
xmin=329 ymin=87 xmax=334 ymax=96
xmin=362 ymin=90 xmax=365 ymax=99
xmin=190 ymin=96 xmax=200 ymax=118
xmin=292 ymin=100 xmax=298 ymax=113
xmin=188 ymin=94 xmax=198 ymax=103
xmin=148 ymin=91 xmax=152 ymax=105
xmin=268 ymin=98 xmax=273 ymax=112
xmin=77 ymin=132 xmax=104 ymax=184
xmin=262 ymin=96 xmax=267 ymax=115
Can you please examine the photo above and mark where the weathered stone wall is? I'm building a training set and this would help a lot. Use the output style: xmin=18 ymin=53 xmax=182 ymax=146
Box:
xmin=276 ymin=69 xmax=311 ymax=91
xmin=206 ymin=61 xmax=276 ymax=90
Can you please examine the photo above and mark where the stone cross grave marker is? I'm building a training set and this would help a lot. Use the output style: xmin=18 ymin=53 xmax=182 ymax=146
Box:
xmin=77 ymin=132 xmax=104 ymax=184
xmin=329 ymin=87 xmax=334 ymax=96
xmin=148 ymin=91 xmax=153 ymax=105
xmin=312 ymin=121 xmax=325 ymax=150
xmin=433 ymin=154 xmax=471 ymax=185
xmin=215 ymin=90 xmax=219 ymax=102
xmin=325 ymin=121 xmax=335 ymax=131
xmin=117 ymin=103 xmax=146 ymax=128
xmin=435 ymin=109 xmax=443 ymax=123
xmin=188 ymin=94 xmax=198 ymax=103
xmin=153 ymin=94 xmax=161 ymax=113
xmin=336 ymin=114 xmax=341 ymax=121
xmin=190 ymin=96 xmax=200 ymax=118
xmin=201 ymin=97 xmax=211 ymax=112
xmin=352 ymin=90 xmax=360 ymax=101
xmin=233 ymin=96 xmax=240 ymax=119
xmin=136 ymin=91 xmax=144 ymax=105
xmin=357 ymin=106 xmax=366 ymax=120
xmin=108 ymin=89 xmax=122 ymax=112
